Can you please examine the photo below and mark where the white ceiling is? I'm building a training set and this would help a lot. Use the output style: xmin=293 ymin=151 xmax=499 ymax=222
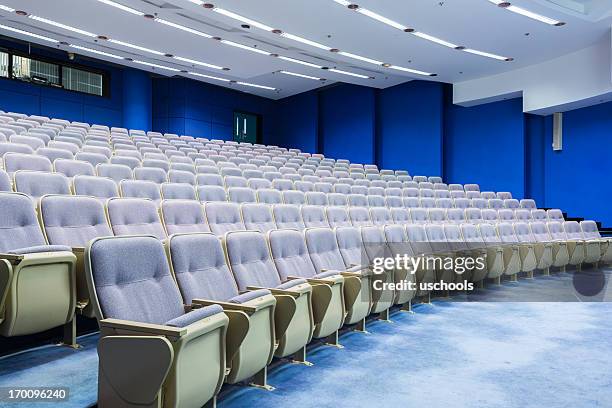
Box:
xmin=0 ymin=0 xmax=610 ymax=99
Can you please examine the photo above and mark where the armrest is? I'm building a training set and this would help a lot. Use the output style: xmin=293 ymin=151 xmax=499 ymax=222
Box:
xmin=246 ymin=285 xmax=301 ymax=298
xmin=0 ymin=253 xmax=24 ymax=264
xmin=0 ymin=259 xmax=13 ymax=322
xmin=192 ymin=299 xmax=258 ymax=314
xmin=72 ymin=247 xmax=85 ymax=254
xmin=288 ymin=275 xmax=340 ymax=286
xmin=100 ymin=318 xmax=186 ymax=340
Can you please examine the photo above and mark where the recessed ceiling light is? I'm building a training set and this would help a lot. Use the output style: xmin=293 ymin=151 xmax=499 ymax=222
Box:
xmin=109 ymin=39 xmax=165 ymax=56
xmin=133 ymin=60 xmax=181 ymax=72
xmin=280 ymin=70 xmax=322 ymax=80
xmin=488 ymin=0 xmax=565 ymax=25
xmin=0 ymin=23 xmax=58 ymax=43
xmin=174 ymin=55 xmax=224 ymax=70
xmin=328 ymin=68 xmax=370 ymax=79
xmin=28 ymin=15 xmax=97 ymax=37
xmin=69 ymin=44 xmax=123 ymax=59
xmin=221 ymin=40 xmax=272 ymax=55
xmin=279 ymin=32 xmax=332 ymax=51
xmin=212 ymin=7 xmax=275 ymax=31
xmin=237 ymin=82 xmax=276 ymax=90
xmin=95 ymin=0 xmax=144 ymax=16
xmin=278 ymin=56 xmax=323 ymax=69
xmin=15 ymin=10 xmax=28 ymax=16
xmin=155 ymin=18 xmax=213 ymax=38
xmin=189 ymin=71 xmax=231 ymax=82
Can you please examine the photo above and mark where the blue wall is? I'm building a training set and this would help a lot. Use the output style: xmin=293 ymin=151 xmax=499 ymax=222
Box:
xmin=377 ymin=81 xmax=444 ymax=176
xmin=271 ymin=90 xmax=318 ymax=152
xmin=444 ymin=96 xmax=526 ymax=199
xmin=122 ymin=69 xmax=152 ymax=131
xmin=319 ymin=84 xmax=376 ymax=164
xmin=543 ymin=101 xmax=612 ymax=225
xmin=152 ymin=78 xmax=277 ymax=142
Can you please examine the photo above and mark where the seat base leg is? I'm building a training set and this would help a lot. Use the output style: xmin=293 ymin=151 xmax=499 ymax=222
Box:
xmin=204 ymin=396 xmax=217 ymax=408
xmin=354 ymin=318 xmax=370 ymax=334
xmin=543 ymin=267 xmax=550 ymax=276
xmin=510 ymin=274 xmax=518 ymax=282
xmin=561 ymin=266 xmax=566 ymax=273
xmin=400 ymin=300 xmax=414 ymax=314
xmin=60 ymin=318 xmax=79 ymax=349
xmin=577 ymin=264 xmax=582 ymax=272
xmin=377 ymin=309 xmax=392 ymax=323
xmin=493 ymin=276 xmax=501 ymax=285
xmin=527 ymin=270 xmax=534 ymax=279
xmin=291 ymin=346 xmax=313 ymax=366
xmin=324 ymin=331 xmax=344 ymax=348
xmin=249 ymin=366 xmax=275 ymax=391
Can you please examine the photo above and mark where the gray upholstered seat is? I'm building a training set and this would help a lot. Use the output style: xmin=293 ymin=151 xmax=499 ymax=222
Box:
xmin=96 ymin=163 xmax=133 ymax=183
xmin=272 ymin=204 xmax=305 ymax=229
xmin=54 ymin=159 xmax=96 ymax=178
xmin=3 ymin=153 xmax=52 ymax=175
xmin=391 ymin=208 xmax=410 ymax=224
xmin=161 ymin=200 xmax=209 ymax=235
xmin=72 ymin=176 xmax=118 ymax=202
xmin=520 ymin=199 xmax=536 ymax=209
xmin=328 ymin=193 xmax=348 ymax=206
xmin=282 ymin=190 xmax=306 ymax=205
xmin=504 ymin=199 xmax=520 ymax=209
xmin=349 ymin=207 xmax=372 ymax=227
xmin=14 ymin=171 xmax=71 ymax=201
xmin=0 ymin=169 xmax=11 ymax=191
xmin=496 ymin=192 xmax=512 ymax=200
xmin=326 ymin=207 xmax=351 ymax=228
xmin=85 ymin=235 xmax=228 ymax=408
xmin=197 ymin=185 xmax=227 ymax=202
xmin=228 ymin=187 xmax=257 ymax=203
xmin=564 ymin=221 xmax=600 ymax=264
xmin=134 ymin=167 xmax=167 ymax=184
xmin=36 ymin=147 xmax=74 ymax=163
xmin=161 ymin=183 xmax=197 ymax=200
xmin=257 ymin=189 xmax=282 ymax=204
xmin=204 ymin=202 xmax=245 ymax=235
xmin=299 ymin=205 xmax=327 ymax=228
xmin=370 ymin=207 xmax=392 ymax=226
xmin=106 ymin=198 xmax=166 ymax=239
xmin=410 ymin=208 xmax=428 ymax=224
xmin=75 ymin=152 xmax=108 ymax=168
xmin=241 ymin=203 xmax=276 ymax=233
xmin=120 ymin=180 xmax=161 ymax=204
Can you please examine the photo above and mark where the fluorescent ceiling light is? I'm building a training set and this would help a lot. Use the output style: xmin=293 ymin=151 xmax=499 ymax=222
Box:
xmin=187 ymin=0 xmax=204 ymax=4
xmin=412 ymin=32 xmax=457 ymax=49
xmin=189 ymin=72 xmax=230 ymax=82
xmin=388 ymin=65 xmax=433 ymax=76
xmin=69 ymin=44 xmax=123 ymax=59
xmin=28 ymin=15 xmax=97 ymax=37
xmin=133 ymin=60 xmax=180 ymax=72
xmin=278 ymin=56 xmax=322 ymax=69
xmin=356 ymin=8 xmax=408 ymax=31
xmin=280 ymin=70 xmax=322 ymax=80
xmin=212 ymin=8 xmax=275 ymax=31
xmin=463 ymin=48 xmax=508 ymax=61
xmin=174 ymin=56 xmax=224 ymax=70
xmin=155 ymin=18 xmax=213 ymax=38
xmin=109 ymin=39 xmax=165 ymax=56
xmin=95 ymin=0 xmax=144 ymax=16
xmin=328 ymin=68 xmax=369 ymax=79
xmin=0 ymin=5 xmax=15 ymax=12
xmin=333 ymin=0 xmax=352 ymax=5
xmin=338 ymin=51 xmax=382 ymax=65
xmin=0 ymin=24 xmax=58 ymax=43
xmin=221 ymin=40 xmax=271 ymax=55
xmin=506 ymin=5 xmax=563 ymax=25
xmin=280 ymin=32 xmax=332 ymax=51
xmin=237 ymin=82 xmax=276 ymax=90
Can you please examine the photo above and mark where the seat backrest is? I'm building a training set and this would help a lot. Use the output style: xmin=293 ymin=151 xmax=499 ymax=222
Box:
xmin=481 ymin=209 xmax=498 ymax=224
xmin=241 ymin=203 xmax=275 ymax=233
xmin=326 ymin=206 xmax=351 ymax=228
xmin=530 ymin=222 xmax=552 ymax=242
xmin=75 ymin=152 xmax=109 ymax=168
xmin=497 ymin=222 xmax=518 ymax=243
xmin=520 ymin=199 xmax=536 ymax=209
xmin=391 ymin=208 xmax=410 ymax=224
xmin=168 ymin=233 xmax=239 ymax=303
xmin=248 ymin=178 xmax=271 ymax=190
xmin=402 ymin=197 xmax=419 ymax=208
xmin=272 ymin=204 xmax=305 ymax=229
xmin=197 ymin=185 xmax=227 ymax=202
xmin=453 ymin=198 xmax=470 ymax=209
xmin=87 ymin=236 xmax=186 ymax=324
xmin=40 ymin=195 xmax=112 ymax=247
xmin=435 ymin=190 xmax=451 ymax=199
xmin=161 ymin=183 xmax=197 ymax=200
xmin=257 ymin=188 xmax=282 ymax=204
xmin=305 ymin=191 xmax=328 ymax=206
xmin=106 ymin=198 xmax=166 ymax=239
xmin=443 ymin=224 xmax=468 ymax=251
xmin=314 ymin=182 xmax=333 ymax=194
xmin=97 ymin=163 xmax=133 ymax=183
xmin=367 ymin=195 xmax=385 ymax=208
xmin=271 ymin=179 xmax=293 ymax=191
xmin=328 ymin=193 xmax=348 ymax=206
xmin=349 ymin=207 xmax=371 ymax=227
xmin=301 ymin=205 xmax=329 ymax=228
xmin=465 ymin=208 xmax=482 ymax=224
xmin=425 ymin=224 xmax=449 ymax=252
xmin=282 ymin=190 xmax=306 ymax=205
xmin=446 ymin=208 xmax=465 ymax=224
xmin=0 ymin=192 xmax=47 ymax=251
xmin=428 ymin=208 xmax=446 ymax=224
xmin=228 ymin=187 xmax=257 ymax=203
xmin=488 ymin=198 xmax=504 ymax=209
xmin=479 ymin=223 xmax=501 ymax=244
xmin=14 ymin=171 xmax=71 ymax=200
xmin=547 ymin=209 xmax=564 ymax=222
xmin=335 ymin=226 xmax=365 ymax=268
xmin=547 ymin=221 xmax=566 ymax=240
xmin=204 ymin=202 xmax=245 ymax=235
xmin=580 ymin=220 xmax=601 ymax=240
xmin=36 ymin=147 xmax=74 ymax=163
xmin=120 ymin=180 xmax=161 ymax=203
xmin=161 ymin=200 xmax=210 ymax=235
xmin=498 ymin=209 xmax=514 ymax=223
xmin=410 ymin=208 xmax=428 ymax=224
xmin=4 ymin=153 xmax=52 ymax=174
xmin=460 ymin=223 xmax=485 ymax=245
xmin=360 ymin=226 xmax=390 ymax=263
xmin=269 ymin=229 xmax=318 ymax=280
xmin=385 ymin=196 xmax=402 ymax=208
xmin=134 ymin=167 xmax=167 ymax=184
xmin=531 ymin=209 xmax=547 ymax=223
xmin=563 ymin=221 xmax=583 ymax=239
xmin=405 ymin=224 xmax=434 ymax=255
xmin=305 ymin=227 xmax=348 ymax=273
xmin=0 ymin=169 xmax=11 ymax=191
xmin=54 ymin=159 xmax=95 ymax=178
xmin=333 ymin=183 xmax=351 ymax=195
xmin=504 ymin=199 xmax=520 ymax=209
xmin=420 ymin=197 xmax=435 ymax=208
xmin=514 ymin=222 xmax=534 ymax=242
xmin=471 ymin=198 xmax=488 ymax=209
xmin=225 ymin=230 xmax=282 ymax=291
xmin=370 ymin=207 xmax=392 ymax=226
xmin=514 ymin=209 xmax=532 ymax=223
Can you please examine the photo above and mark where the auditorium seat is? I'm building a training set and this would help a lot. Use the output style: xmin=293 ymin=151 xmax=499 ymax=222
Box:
xmin=359 ymin=226 xmax=396 ymax=318
xmin=85 ymin=235 xmax=228 ymax=408
xmin=504 ymin=199 xmax=520 ymax=209
xmin=580 ymin=220 xmax=612 ymax=263
xmin=160 ymin=200 xmax=209 ymax=235
xmin=460 ymin=223 xmax=495 ymax=282
xmin=382 ymin=224 xmax=418 ymax=306
xmin=97 ymin=163 xmax=133 ymax=183
xmin=269 ymin=229 xmax=345 ymax=342
xmin=54 ymin=159 xmax=96 ymax=178
xmin=496 ymin=192 xmax=512 ymax=200
xmin=370 ymin=207 xmax=392 ymax=226
xmin=241 ymin=203 xmax=275 ymax=233
xmin=106 ymin=198 xmax=166 ymax=239
xmin=564 ymin=221 xmax=601 ymax=264
xmin=204 ymin=202 xmax=245 ymax=235
xmin=446 ymin=208 xmax=465 ymax=224
xmin=328 ymin=193 xmax=348 ymax=206
xmin=514 ymin=222 xmax=553 ymax=275
xmin=273 ymin=204 xmax=305 ymax=229
xmin=161 ymin=183 xmax=197 ymax=200
xmin=75 ymin=152 xmax=108 ymax=168
xmin=0 ymin=192 xmax=77 ymax=343
xmin=530 ymin=222 xmax=569 ymax=270
xmin=497 ymin=223 xmax=536 ymax=276
xmin=410 ymin=208 xmax=428 ymax=224
xmin=134 ymin=167 xmax=167 ymax=184
xmin=257 ymin=189 xmax=282 ymax=204
xmin=326 ymin=207 xmax=352 ymax=228
xmin=36 ymin=147 xmax=74 ymax=163
xmin=367 ymin=195 xmax=385 ymax=208
xmin=224 ymin=230 xmax=314 ymax=360
xmin=14 ymin=171 xmax=71 ymax=201
xmin=520 ymin=199 xmax=536 ymax=209
xmin=283 ymin=190 xmax=306 ymax=205
xmin=424 ymin=224 xmax=456 ymax=285
xmin=228 ymin=187 xmax=257 ymax=203
xmin=391 ymin=208 xmax=411 ymax=224
xmin=119 ymin=180 xmax=161 ymax=204
xmin=478 ymin=223 xmax=518 ymax=279
xmin=167 ymin=232 xmax=276 ymax=386
xmin=465 ymin=208 xmax=483 ymax=224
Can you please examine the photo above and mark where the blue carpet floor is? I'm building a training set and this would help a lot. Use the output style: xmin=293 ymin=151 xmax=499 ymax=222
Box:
xmin=1 ymin=269 xmax=611 ymax=408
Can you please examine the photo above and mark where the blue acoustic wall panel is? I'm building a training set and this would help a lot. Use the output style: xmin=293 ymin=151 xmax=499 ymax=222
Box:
xmin=122 ymin=68 xmax=152 ymax=131
xmin=152 ymin=77 xmax=276 ymax=142
xmin=319 ymin=84 xmax=376 ymax=164
xmin=271 ymin=90 xmax=318 ymax=152
xmin=525 ymin=113 xmax=549 ymax=206
xmin=444 ymin=96 xmax=526 ymax=199
xmin=544 ymin=101 xmax=612 ymax=225
xmin=376 ymin=81 xmax=444 ymax=176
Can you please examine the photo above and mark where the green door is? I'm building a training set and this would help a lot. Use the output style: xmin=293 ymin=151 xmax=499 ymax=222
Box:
xmin=233 ymin=111 xmax=259 ymax=143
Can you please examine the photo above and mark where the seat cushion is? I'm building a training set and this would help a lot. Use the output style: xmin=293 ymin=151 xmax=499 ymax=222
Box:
xmin=165 ymin=304 xmax=224 ymax=328
xmin=9 ymin=244 xmax=72 ymax=255
xmin=229 ymin=289 xmax=271 ymax=304
xmin=277 ymin=279 xmax=308 ymax=290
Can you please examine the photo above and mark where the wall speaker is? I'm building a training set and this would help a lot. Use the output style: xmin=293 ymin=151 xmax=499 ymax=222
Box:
xmin=553 ymin=112 xmax=563 ymax=151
